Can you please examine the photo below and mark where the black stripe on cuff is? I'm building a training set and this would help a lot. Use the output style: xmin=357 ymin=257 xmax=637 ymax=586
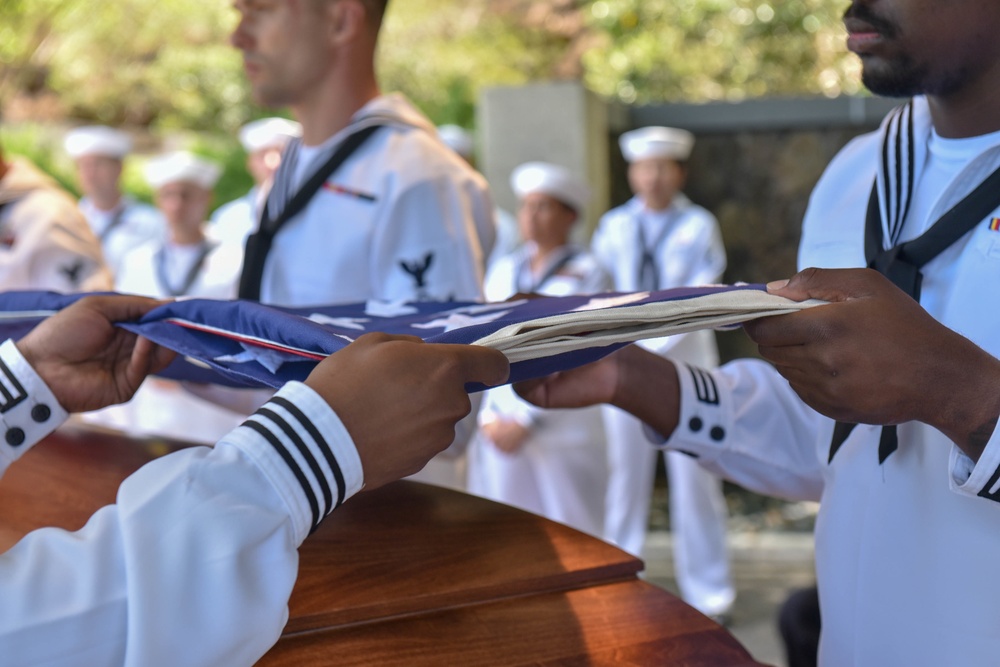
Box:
xmin=687 ymin=365 xmax=720 ymax=406
xmin=256 ymin=407 xmax=334 ymax=526
xmin=271 ymin=396 xmax=347 ymax=511
xmin=243 ymin=418 xmax=321 ymax=531
xmin=977 ymin=465 xmax=1000 ymax=504
xmin=0 ymin=357 xmax=28 ymax=414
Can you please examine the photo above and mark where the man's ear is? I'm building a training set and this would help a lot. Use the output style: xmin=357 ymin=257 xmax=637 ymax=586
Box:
xmin=326 ymin=0 xmax=368 ymax=46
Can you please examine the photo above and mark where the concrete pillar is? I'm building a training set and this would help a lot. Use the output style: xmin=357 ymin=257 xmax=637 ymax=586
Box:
xmin=477 ymin=81 xmax=611 ymax=238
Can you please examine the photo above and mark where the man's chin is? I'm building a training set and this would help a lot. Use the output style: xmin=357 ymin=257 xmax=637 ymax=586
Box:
xmin=861 ymin=66 xmax=922 ymax=99
xmin=249 ymin=88 xmax=285 ymax=110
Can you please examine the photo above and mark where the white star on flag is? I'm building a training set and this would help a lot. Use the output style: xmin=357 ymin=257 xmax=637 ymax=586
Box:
xmin=364 ymin=300 xmax=419 ymax=317
xmin=308 ymin=314 xmax=371 ymax=330
xmin=411 ymin=310 xmax=512 ymax=332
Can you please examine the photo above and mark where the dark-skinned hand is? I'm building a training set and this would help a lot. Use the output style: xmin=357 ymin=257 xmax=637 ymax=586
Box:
xmin=515 ymin=344 xmax=683 ymax=439
xmin=16 ymin=295 xmax=176 ymax=414
xmin=745 ymin=267 xmax=1000 ymax=461
xmin=304 ymin=333 xmax=509 ymax=489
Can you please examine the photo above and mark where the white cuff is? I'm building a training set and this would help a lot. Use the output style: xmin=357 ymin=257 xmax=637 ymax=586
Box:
xmin=659 ymin=362 xmax=733 ymax=456
xmin=224 ymin=382 xmax=364 ymax=546
xmin=950 ymin=419 xmax=1000 ymax=503
xmin=0 ymin=339 xmax=69 ymax=471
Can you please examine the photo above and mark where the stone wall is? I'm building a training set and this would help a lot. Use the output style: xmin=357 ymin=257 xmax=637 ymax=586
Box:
xmin=688 ymin=129 xmax=871 ymax=360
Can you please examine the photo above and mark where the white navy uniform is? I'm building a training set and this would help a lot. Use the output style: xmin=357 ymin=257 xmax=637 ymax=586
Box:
xmin=249 ymin=94 xmax=492 ymax=490
xmin=659 ymin=96 xmax=1000 ymax=665
xmin=0 ymin=160 xmax=112 ymax=292
xmin=592 ymin=192 xmax=735 ymax=616
xmin=0 ymin=340 xmax=365 ymax=666
xmin=208 ymin=187 xmax=259 ymax=248
xmin=64 ymin=125 xmax=166 ymax=278
xmin=79 ymin=196 xmax=166 ymax=278
xmin=468 ymin=243 xmax=611 ymax=535
xmin=255 ymin=94 xmax=493 ymax=306
xmin=83 ymin=238 xmax=247 ymax=445
xmin=86 ymin=151 xmax=246 ymax=446
xmin=116 ymin=238 xmax=244 ymax=300
xmin=209 ymin=117 xmax=301 ymax=249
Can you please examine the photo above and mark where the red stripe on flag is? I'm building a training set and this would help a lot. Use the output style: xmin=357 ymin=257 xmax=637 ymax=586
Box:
xmin=167 ymin=318 xmax=329 ymax=361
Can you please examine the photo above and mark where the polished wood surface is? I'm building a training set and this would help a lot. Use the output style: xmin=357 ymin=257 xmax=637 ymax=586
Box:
xmin=0 ymin=424 xmax=766 ymax=666
xmin=289 ymin=480 xmax=640 ymax=634
xmin=265 ymin=580 xmax=763 ymax=667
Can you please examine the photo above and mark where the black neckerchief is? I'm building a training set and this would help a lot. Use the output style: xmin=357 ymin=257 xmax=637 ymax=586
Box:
xmin=636 ymin=206 xmax=681 ymax=292
xmin=155 ymin=240 xmax=216 ymax=297
xmin=829 ymin=103 xmax=1000 ymax=465
xmin=514 ymin=246 xmax=579 ymax=294
xmin=99 ymin=203 xmax=128 ymax=242
xmin=238 ymin=124 xmax=384 ymax=301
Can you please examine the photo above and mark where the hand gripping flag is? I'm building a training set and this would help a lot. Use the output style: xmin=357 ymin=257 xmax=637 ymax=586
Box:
xmin=0 ymin=285 xmax=820 ymax=391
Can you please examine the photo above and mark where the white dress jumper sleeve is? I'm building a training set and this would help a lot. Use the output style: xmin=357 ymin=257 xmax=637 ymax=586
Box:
xmin=0 ymin=373 xmax=364 ymax=667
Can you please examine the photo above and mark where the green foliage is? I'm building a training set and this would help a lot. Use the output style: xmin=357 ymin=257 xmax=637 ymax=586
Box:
xmin=46 ymin=0 xmax=247 ymax=131
xmin=1 ymin=0 xmax=255 ymax=209
xmin=1 ymin=0 xmax=862 ymax=135
xmin=0 ymin=0 xmax=74 ymax=106
xmin=377 ymin=0 xmax=861 ymax=120
xmin=581 ymin=0 xmax=861 ymax=103
xmin=378 ymin=0 xmax=574 ymax=126
xmin=0 ymin=123 xmax=79 ymax=195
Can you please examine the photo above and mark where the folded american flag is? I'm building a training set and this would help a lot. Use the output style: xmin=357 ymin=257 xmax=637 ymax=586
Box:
xmin=0 ymin=286 xmax=818 ymax=390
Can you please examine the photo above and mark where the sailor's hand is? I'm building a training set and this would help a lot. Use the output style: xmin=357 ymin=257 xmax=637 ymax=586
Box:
xmin=305 ymin=334 xmax=509 ymax=489
xmin=515 ymin=345 xmax=683 ymax=439
xmin=17 ymin=295 xmax=176 ymax=413
xmin=746 ymin=267 xmax=1000 ymax=460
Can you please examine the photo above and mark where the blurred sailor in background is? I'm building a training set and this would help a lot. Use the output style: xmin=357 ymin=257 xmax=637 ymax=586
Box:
xmin=64 ymin=125 xmax=165 ymax=277
xmin=86 ymin=151 xmax=245 ymax=445
xmin=0 ymin=138 xmax=111 ymax=292
xmin=209 ymin=117 xmax=301 ymax=247
xmin=468 ymin=161 xmax=610 ymax=535
xmin=592 ymin=126 xmax=735 ymax=620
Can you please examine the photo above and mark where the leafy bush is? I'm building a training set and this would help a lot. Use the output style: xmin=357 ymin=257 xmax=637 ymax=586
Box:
xmin=2 ymin=0 xmax=860 ymax=134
